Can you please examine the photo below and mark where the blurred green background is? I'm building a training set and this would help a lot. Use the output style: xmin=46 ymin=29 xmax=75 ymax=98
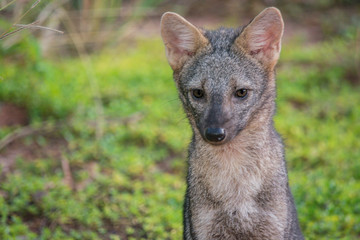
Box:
xmin=0 ymin=0 xmax=359 ymax=239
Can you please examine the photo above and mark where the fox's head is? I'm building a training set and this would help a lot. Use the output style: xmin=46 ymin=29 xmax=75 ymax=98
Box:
xmin=160 ymin=8 xmax=284 ymax=145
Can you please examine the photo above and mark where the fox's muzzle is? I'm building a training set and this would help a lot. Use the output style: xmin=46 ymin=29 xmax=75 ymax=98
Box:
xmin=201 ymin=98 xmax=231 ymax=145
xmin=205 ymin=127 xmax=226 ymax=143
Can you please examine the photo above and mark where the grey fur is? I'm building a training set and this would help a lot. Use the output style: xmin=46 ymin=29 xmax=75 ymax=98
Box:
xmin=161 ymin=9 xmax=304 ymax=240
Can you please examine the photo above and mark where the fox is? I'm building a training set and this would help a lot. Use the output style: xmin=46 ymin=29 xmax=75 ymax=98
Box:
xmin=160 ymin=7 xmax=304 ymax=240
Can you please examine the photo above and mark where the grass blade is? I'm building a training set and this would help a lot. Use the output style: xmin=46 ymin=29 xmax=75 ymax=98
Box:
xmin=13 ymin=23 xmax=64 ymax=34
xmin=0 ymin=0 xmax=18 ymax=11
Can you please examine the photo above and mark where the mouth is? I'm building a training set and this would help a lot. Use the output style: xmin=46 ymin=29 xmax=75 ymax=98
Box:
xmin=205 ymin=139 xmax=229 ymax=145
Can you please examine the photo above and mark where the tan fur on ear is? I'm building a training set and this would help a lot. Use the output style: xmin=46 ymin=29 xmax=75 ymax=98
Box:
xmin=234 ymin=7 xmax=284 ymax=70
xmin=160 ymin=12 xmax=208 ymax=71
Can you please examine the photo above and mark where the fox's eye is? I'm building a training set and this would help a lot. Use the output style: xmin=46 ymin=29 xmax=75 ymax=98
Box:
xmin=235 ymin=89 xmax=248 ymax=98
xmin=192 ymin=89 xmax=204 ymax=99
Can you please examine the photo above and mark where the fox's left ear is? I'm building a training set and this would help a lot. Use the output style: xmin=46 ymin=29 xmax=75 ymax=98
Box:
xmin=234 ymin=7 xmax=284 ymax=70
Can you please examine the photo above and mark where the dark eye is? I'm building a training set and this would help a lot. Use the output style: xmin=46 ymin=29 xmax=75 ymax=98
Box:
xmin=235 ymin=89 xmax=248 ymax=98
xmin=192 ymin=89 xmax=204 ymax=99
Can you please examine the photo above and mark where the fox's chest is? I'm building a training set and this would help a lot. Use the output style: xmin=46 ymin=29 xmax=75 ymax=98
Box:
xmin=190 ymin=159 xmax=267 ymax=239
xmin=191 ymin=204 xmax=283 ymax=240
xmin=188 ymin=144 xmax=286 ymax=239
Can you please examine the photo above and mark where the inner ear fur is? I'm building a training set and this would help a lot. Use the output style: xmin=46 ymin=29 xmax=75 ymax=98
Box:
xmin=234 ymin=7 xmax=284 ymax=70
xmin=160 ymin=12 xmax=208 ymax=71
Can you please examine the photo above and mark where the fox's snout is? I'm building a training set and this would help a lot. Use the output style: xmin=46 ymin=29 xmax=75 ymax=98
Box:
xmin=204 ymin=127 xmax=226 ymax=143
xmin=199 ymin=103 xmax=235 ymax=145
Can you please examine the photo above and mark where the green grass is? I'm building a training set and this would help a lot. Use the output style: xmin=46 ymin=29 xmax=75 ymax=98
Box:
xmin=0 ymin=31 xmax=359 ymax=239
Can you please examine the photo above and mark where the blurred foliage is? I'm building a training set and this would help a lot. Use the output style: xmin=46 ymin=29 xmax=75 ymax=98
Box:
xmin=0 ymin=0 xmax=360 ymax=239
xmin=0 ymin=0 xmax=167 ymax=56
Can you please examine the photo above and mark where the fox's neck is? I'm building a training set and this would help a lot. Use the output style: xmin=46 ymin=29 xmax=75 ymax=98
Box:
xmin=189 ymin=123 xmax=285 ymax=205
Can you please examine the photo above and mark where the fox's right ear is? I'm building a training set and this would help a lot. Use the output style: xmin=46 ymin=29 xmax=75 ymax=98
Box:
xmin=160 ymin=12 xmax=208 ymax=71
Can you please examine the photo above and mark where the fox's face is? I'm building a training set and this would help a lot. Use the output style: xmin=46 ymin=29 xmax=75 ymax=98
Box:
xmin=161 ymin=8 xmax=284 ymax=145
xmin=178 ymin=48 xmax=268 ymax=145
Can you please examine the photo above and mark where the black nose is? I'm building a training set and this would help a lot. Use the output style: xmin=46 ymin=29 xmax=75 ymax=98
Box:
xmin=205 ymin=127 xmax=226 ymax=143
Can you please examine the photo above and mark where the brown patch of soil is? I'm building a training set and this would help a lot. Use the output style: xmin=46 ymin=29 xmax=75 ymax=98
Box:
xmin=156 ymin=152 xmax=181 ymax=174
xmin=289 ymin=98 xmax=309 ymax=110
xmin=0 ymin=134 xmax=67 ymax=179
xmin=0 ymin=102 xmax=29 ymax=127
xmin=345 ymin=69 xmax=360 ymax=86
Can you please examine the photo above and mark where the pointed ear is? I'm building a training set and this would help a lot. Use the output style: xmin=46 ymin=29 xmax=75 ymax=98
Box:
xmin=160 ymin=12 xmax=208 ymax=71
xmin=234 ymin=7 xmax=284 ymax=70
